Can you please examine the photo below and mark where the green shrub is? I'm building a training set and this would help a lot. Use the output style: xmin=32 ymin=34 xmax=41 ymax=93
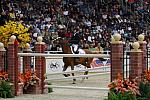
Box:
xmin=47 ymin=82 xmax=53 ymax=93
xmin=0 ymin=80 xmax=14 ymax=98
xmin=137 ymin=82 xmax=150 ymax=100
xmin=108 ymin=90 xmax=137 ymax=100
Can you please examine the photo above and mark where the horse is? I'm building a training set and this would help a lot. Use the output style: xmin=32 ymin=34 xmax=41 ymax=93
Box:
xmin=58 ymin=38 xmax=94 ymax=84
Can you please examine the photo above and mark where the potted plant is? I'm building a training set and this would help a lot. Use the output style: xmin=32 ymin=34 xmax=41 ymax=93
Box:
xmin=18 ymin=69 xmax=41 ymax=94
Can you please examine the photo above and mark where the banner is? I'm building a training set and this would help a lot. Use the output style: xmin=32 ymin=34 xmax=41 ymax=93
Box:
xmin=46 ymin=58 xmax=111 ymax=74
xmin=90 ymin=58 xmax=110 ymax=68
xmin=46 ymin=57 xmax=64 ymax=74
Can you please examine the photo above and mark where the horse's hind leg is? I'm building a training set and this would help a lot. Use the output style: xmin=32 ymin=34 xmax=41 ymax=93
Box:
xmin=84 ymin=65 xmax=89 ymax=79
xmin=83 ymin=58 xmax=92 ymax=79
xmin=84 ymin=71 xmax=88 ymax=76
xmin=83 ymin=65 xmax=88 ymax=78
xmin=84 ymin=71 xmax=88 ymax=79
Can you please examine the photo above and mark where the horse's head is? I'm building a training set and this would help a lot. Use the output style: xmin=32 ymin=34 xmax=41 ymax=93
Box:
xmin=52 ymin=37 xmax=72 ymax=53
xmin=61 ymin=38 xmax=70 ymax=44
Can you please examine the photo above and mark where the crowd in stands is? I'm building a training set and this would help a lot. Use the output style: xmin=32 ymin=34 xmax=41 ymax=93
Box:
xmin=0 ymin=0 xmax=150 ymax=52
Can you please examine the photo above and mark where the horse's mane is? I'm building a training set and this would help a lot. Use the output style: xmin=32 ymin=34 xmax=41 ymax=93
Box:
xmin=62 ymin=44 xmax=72 ymax=54
xmin=60 ymin=39 xmax=72 ymax=54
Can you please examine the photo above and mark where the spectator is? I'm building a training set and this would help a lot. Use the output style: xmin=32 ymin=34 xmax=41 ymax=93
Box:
xmin=0 ymin=0 xmax=149 ymax=52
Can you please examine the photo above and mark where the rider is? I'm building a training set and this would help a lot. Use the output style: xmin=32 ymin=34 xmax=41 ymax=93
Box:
xmin=70 ymin=29 xmax=80 ymax=54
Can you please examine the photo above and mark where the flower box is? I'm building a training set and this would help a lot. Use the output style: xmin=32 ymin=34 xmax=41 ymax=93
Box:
xmin=17 ymin=83 xmax=24 ymax=96
xmin=23 ymin=83 xmax=41 ymax=94
xmin=107 ymin=73 xmax=140 ymax=100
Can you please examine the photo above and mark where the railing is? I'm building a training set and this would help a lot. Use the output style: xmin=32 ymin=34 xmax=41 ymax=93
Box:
xmin=18 ymin=53 xmax=110 ymax=58
xmin=18 ymin=52 xmax=110 ymax=91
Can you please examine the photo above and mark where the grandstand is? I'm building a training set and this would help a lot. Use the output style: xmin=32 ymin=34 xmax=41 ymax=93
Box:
xmin=0 ymin=0 xmax=149 ymax=50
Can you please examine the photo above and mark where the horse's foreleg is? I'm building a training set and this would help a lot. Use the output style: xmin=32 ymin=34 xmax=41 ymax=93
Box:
xmin=71 ymin=65 xmax=76 ymax=84
xmin=63 ymin=65 xmax=70 ymax=77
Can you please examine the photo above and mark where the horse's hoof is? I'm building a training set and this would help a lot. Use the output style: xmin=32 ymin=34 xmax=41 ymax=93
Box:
xmin=82 ymin=77 xmax=88 ymax=81
xmin=67 ymin=74 xmax=70 ymax=77
xmin=63 ymin=74 xmax=70 ymax=77
xmin=72 ymin=79 xmax=76 ymax=84
xmin=63 ymin=74 xmax=68 ymax=77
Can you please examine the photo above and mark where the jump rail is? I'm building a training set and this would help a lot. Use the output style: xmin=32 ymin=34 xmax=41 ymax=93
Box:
xmin=45 ymin=72 xmax=110 ymax=81
xmin=18 ymin=53 xmax=110 ymax=58
xmin=45 ymin=85 xmax=109 ymax=91
xmin=45 ymin=66 xmax=110 ymax=76
xmin=45 ymin=51 xmax=63 ymax=53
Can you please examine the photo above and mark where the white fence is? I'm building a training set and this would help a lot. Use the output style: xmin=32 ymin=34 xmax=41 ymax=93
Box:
xmin=18 ymin=53 xmax=110 ymax=58
xmin=18 ymin=53 xmax=110 ymax=91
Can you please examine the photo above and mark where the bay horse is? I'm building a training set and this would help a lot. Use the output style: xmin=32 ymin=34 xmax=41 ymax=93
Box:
xmin=58 ymin=38 xmax=94 ymax=84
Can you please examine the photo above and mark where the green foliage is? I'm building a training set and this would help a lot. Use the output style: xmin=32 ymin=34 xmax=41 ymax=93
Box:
xmin=0 ymin=80 xmax=14 ymax=98
xmin=47 ymin=82 xmax=53 ymax=93
xmin=108 ymin=91 xmax=137 ymax=100
xmin=138 ymin=82 xmax=150 ymax=99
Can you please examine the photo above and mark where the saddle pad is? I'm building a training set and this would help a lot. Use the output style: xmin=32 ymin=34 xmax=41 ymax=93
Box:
xmin=70 ymin=45 xmax=85 ymax=54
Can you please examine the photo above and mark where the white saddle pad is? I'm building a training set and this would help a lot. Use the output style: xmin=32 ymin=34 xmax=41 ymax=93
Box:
xmin=70 ymin=44 xmax=85 ymax=54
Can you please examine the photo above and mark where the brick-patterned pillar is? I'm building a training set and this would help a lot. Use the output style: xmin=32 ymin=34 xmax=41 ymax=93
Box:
xmin=7 ymin=36 xmax=18 ymax=96
xmin=23 ymin=43 xmax=32 ymax=72
xmin=111 ymin=34 xmax=124 ymax=81
xmin=35 ymin=36 xmax=46 ymax=94
xmin=129 ymin=42 xmax=142 ymax=81
xmin=138 ymin=34 xmax=147 ymax=72
xmin=0 ymin=42 xmax=6 ymax=71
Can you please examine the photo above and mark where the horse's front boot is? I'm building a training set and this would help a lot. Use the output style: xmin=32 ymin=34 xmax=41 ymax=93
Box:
xmin=72 ymin=79 xmax=76 ymax=84
xmin=63 ymin=74 xmax=70 ymax=77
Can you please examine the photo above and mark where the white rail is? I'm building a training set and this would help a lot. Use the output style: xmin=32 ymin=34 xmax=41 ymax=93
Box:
xmin=45 ymin=72 xmax=110 ymax=81
xmin=18 ymin=53 xmax=110 ymax=58
xmin=45 ymin=66 xmax=110 ymax=76
xmin=46 ymin=85 xmax=109 ymax=91
xmin=45 ymin=51 xmax=63 ymax=53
